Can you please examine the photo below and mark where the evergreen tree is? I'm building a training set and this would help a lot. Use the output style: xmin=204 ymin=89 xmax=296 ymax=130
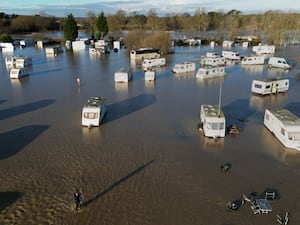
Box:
xmin=63 ymin=13 xmax=78 ymax=41
xmin=96 ymin=12 xmax=108 ymax=39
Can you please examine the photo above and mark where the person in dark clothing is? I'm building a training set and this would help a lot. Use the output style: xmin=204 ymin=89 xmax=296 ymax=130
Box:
xmin=73 ymin=190 xmax=83 ymax=210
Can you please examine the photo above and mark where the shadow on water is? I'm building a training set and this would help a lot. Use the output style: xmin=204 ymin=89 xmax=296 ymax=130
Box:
xmin=104 ymin=94 xmax=156 ymax=123
xmin=84 ymin=159 xmax=155 ymax=207
xmin=0 ymin=100 xmax=6 ymax=105
xmin=30 ymin=68 xmax=64 ymax=77
xmin=0 ymin=99 xmax=55 ymax=120
xmin=223 ymin=99 xmax=256 ymax=131
xmin=0 ymin=191 xmax=22 ymax=212
xmin=0 ymin=125 xmax=49 ymax=160
xmin=285 ymin=102 xmax=300 ymax=117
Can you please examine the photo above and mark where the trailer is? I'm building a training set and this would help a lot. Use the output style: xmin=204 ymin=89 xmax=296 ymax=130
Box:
xmin=251 ymin=78 xmax=289 ymax=95
xmin=241 ymin=56 xmax=265 ymax=65
xmin=221 ymin=50 xmax=241 ymax=60
xmin=264 ymin=109 xmax=300 ymax=151
xmin=142 ymin=57 xmax=166 ymax=71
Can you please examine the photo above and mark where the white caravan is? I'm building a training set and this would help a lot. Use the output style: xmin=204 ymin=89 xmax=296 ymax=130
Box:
xmin=200 ymin=104 xmax=226 ymax=138
xmin=142 ymin=58 xmax=166 ymax=71
xmin=144 ymin=70 xmax=156 ymax=81
xmin=264 ymin=109 xmax=300 ymax=151
xmin=222 ymin=50 xmax=240 ymax=60
xmin=15 ymin=56 xmax=32 ymax=68
xmin=251 ymin=78 xmax=289 ymax=95
xmin=252 ymin=44 xmax=275 ymax=55
xmin=130 ymin=48 xmax=160 ymax=60
xmin=45 ymin=46 xmax=63 ymax=55
xmin=241 ymin=56 xmax=265 ymax=65
xmin=196 ymin=67 xmax=226 ymax=79
xmin=268 ymin=57 xmax=291 ymax=70
xmin=172 ymin=62 xmax=196 ymax=73
xmin=114 ymin=67 xmax=133 ymax=83
xmin=82 ymin=96 xmax=106 ymax=127
xmin=10 ymin=67 xmax=29 ymax=79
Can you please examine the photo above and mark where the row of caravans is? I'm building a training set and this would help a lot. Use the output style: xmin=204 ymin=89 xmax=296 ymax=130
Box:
xmin=5 ymin=55 xmax=32 ymax=79
xmin=5 ymin=55 xmax=32 ymax=68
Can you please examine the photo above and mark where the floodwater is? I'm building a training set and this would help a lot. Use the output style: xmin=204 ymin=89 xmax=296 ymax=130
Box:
xmin=0 ymin=43 xmax=300 ymax=225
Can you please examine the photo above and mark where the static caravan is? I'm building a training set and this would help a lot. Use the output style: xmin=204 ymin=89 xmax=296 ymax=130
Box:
xmin=142 ymin=57 xmax=166 ymax=71
xmin=268 ymin=57 xmax=291 ymax=70
xmin=5 ymin=56 xmax=16 ymax=67
xmin=222 ymin=40 xmax=233 ymax=48
xmin=0 ymin=43 xmax=14 ymax=52
xmin=144 ymin=70 xmax=156 ymax=81
xmin=252 ymin=44 xmax=275 ymax=55
xmin=15 ymin=56 xmax=32 ymax=68
xmin=251 ymin=78 xmax=289 ymax=95
xmin=200 ymin=104 xmax=226 ymax=138
xmin=196 ymin=67 xmax=226 ymax=79
xmin=241 ymin=56 xmax=265 ymax=65
xmin=200 ymin=56 xmax=225 ymax=67
xmin=82 ymin=96 xmax=106 ymax=127
xmin=72 ymin=40 xmax=86 ymax=51
xmin=222 ymin=50 xmax=240 ymax=60
xmin=45 ymin=46 xmax=63 ymax=55
xmin=264 ymin=109 xmax=300 ymax=151
xmin=10 ymin=67 xmax=29 ymax=79
xmin=172 ymin=62 xmax=196 ymax=73
xmin=114 ymin=67 xmax=133 ymax=83
xmin=130 ymin=48 xmax=160 ymax=60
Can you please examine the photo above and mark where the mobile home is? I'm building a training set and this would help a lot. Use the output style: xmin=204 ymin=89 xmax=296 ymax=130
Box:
xmin=82 ymin=96 xmax=106 ymax=127
xmin=172 ymin=62 xmax=196 ymax=73
xmin=130 ymin=48 xmax=160 ymax=60
xmin=45 ymin=46 xmax=63 ymax=55
xmin=264 ymin=109 xmax=300 ymax=151
xmin=10 ymin=67 xmax=29 ymax=79
xmin=251 ymin=78 xmax=289 ymax=95
xmin=196 ymin=67 xmax=226 ymax=79
xmin=15 ymin=56 xmax=32 ymax=68
xmin=252 ymin=44 xmax=275 ymax=55
xmin=200 ymin=104 xmax=226 ymax=138
xmin=222 ymin=50 xmax=241 ymax=60
xmin=241 ymin=56 xmax=265 ymax=65
xmin=142 ymin=57 xmax=166 ymax=71
xmin=200 ymin=56 xmax=225 ymax=67
xmin=114 ymin=67 xmax=133 ymax=83
xmin=268 ymin=57 xmax=291 ymax=70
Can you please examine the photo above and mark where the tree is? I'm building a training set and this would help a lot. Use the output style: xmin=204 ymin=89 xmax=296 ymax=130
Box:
xmin=63 ymin=13 xmax=78 ymax=41
xmin=96 ymin=12 xmax=108 ymax=39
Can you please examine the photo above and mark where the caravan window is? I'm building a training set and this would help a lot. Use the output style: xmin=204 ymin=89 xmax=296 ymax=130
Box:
xmin=265 ymin=114 xmax=269 ymax=120
xmin=84 ymin=112 xmax=98 ymax=119
xmin=266 ymin=85 xmax=271 ymax=89
xmin=281 ymin=128 xmax=285 ymax=136
xmin=255 ymin=84 xmax=262 ymax=89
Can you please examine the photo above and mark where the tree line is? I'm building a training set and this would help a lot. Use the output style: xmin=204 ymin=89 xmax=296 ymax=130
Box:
xmin=1 ymin=9 xmax=300 ymax=45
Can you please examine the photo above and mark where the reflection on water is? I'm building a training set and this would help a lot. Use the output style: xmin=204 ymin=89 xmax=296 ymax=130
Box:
xmin=241 ymin=64 xmax=265 ymax=74
xmin=267 ymin=67 xmax=289 ymax=77
xmin=145 ymin=80 xmax=155 ymax=90
xmin=173 ymin=71 xmax=195 ymax=80
xmin=114 ymin=82 xmax=128 ymax=93
xmin=196 ymin=76 xmax=224 ymax=87
xmin=249 ymin=93 xmax=288 ymax=111
xmin=200 ymin=135 xmax=225 ymax=151
xmin=10 ymin=76 xmax=30 ymax=89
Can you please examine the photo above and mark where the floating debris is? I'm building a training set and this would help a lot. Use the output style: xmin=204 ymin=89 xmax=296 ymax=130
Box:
xmin=277 ymin=212 xmax=289 ymax=225
xmin=228 ymin=124 xmax=240 ymax=135
xmin=220 ymin=163 xmax=231 ymax=172
xmin=227 ymin=201 xmax=238 ymax=211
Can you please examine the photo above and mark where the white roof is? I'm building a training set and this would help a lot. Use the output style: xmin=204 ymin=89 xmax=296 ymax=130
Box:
xmin=270 ymin=109 xmax=300 ymax=127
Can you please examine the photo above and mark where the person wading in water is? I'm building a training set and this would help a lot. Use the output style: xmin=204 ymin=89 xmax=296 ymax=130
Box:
xmin=73 ymin=190 xmax=83 ymax=210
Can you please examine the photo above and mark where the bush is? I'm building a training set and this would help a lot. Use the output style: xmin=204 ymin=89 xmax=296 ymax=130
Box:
xmin=0 ymin=33 xmax=13 ymax=42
